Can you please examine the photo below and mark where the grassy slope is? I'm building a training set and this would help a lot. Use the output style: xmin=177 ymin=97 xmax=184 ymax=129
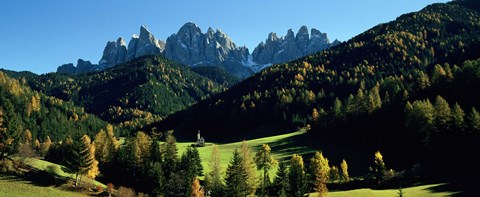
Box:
xmin=0 ymin=175 xmax=87 ymax=197
xmin=22 ymin=158 xmax=106 ymax=188
xmin=310 ymin=183 xmax=457 ymax=197
xmin=176 ymin=127 xmax=370 ymax=179
xmin=177 ymin=129 xmax=459 ymax=196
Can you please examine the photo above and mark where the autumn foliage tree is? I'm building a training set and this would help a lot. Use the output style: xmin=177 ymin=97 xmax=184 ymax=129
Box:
xmin=190 ymin=178 xmax=205 ymax=197
xmin=340 ymin=159 xmax=350 ymax=183
xmin=240 ymin=140 xmax=258 ymax=197
xmin=310 ymin=152 xmax=330 ymax=197
xmin=288 ymin=154 xmax=307 ymax=197
xmin=254 ymin=144 xmax=277 ymax=196
xmin=205 ymin=145 xmax=224 ymax=196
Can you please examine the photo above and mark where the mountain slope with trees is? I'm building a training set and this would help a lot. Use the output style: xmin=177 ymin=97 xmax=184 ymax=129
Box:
xmin=0 ymin=70 xmax=106 ymax=157
xmin=151 ymin=1 xmax=480 ymax=177
xmin=6 ymin=55 xmax=231 ymax=133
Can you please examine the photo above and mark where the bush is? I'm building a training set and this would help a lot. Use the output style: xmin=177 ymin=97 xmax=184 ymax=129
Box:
xmin=0 ymin=159 xmax=15 ymax=173
xmin=116 ymin=186 xmax=136 ymax=197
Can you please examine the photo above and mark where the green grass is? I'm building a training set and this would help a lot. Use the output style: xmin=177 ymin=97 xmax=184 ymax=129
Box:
xmin=21 ymin=158 xmax=106 ymax=188
xmin=309 ymin=183 xmax=458 ymax=197
xmin=177 ymin=129 xmax=303 ymax=179
xmin=176 ymin=127 xmax=371 ymax=180
xmin=177 ymin=128 xmax=326 ymax=179
xmin=0 ymin=174 xmax=87 ymax=197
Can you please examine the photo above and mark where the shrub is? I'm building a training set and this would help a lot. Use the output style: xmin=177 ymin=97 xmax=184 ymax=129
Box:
xmin=117 ymin=186 xmax=136 ymax=197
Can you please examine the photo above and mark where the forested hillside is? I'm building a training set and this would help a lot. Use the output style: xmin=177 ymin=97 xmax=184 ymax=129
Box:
xmin=152 ymin=1 xmax=480 ymax=177
xmin=5 ymin=55 xmax=232 ymax=133
xmin=0 ymin=71 xmax=106 ymax=152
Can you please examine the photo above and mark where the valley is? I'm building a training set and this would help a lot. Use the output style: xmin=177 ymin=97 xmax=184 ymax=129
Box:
xmin=1 ymin=0 xmax=480 ymax=196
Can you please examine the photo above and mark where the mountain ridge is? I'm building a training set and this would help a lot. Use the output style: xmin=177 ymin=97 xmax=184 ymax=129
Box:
xmin=56 ymin=23 xmax=338 ymax=78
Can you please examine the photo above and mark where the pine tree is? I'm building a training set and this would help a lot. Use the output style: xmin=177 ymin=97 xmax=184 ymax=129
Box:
xmin=144 ymin=138 xmax=164 ymax=196
xmin=254 ymin=144 xmax=277 ymax=196
xmin=340 ymin=159 xmax=350 ymax=183
xmin=433 ymin=95 xmax=452 ymax=131
xmin=372 ymin=151 xmax=386 ymax=183
xmin=205 ymin=145 xmax=224 ymax=197
xmin=273 ymin=162 xmax=288 ymax=197
xmin=469 ymin=107 xmax=480 ymax=132
xmin=39 ymin=135 xmax=52 ymax=156
xmin=180 ymin=146 xmax=204 ymax=181
xmin=63 ymin=135 xmax=97 ymax=186
xmin=0 ymin=109 xmax=18 ymax=160
xmin=163 ymin=130 xmax=178 ymax=178
xmin=330 ymin=165 xmax=340 ymax=182
xmin=239 ymin=140 xmax=258 ymax=197
xmin=452 ymin=103 xmax=466 ymax=132
xmin=331 ymin=97 xmax=344 ymax=120
xmin=225 ymin=149 xmax=248 ymax=197
xmin=288 ymin=154 xmax=307 ymax=197
xmin=310 ymin=152 xmax=330 ymax=197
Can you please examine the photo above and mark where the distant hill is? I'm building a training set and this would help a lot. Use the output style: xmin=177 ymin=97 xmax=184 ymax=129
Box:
xmin=10 ymin=55 xmax=229 ymax=133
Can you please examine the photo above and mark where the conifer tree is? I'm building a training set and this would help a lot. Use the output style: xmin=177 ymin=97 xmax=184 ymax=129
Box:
xmin=0 ymin=110 xmax=18 ymax=160
xmin=225 ymin=149 xmax=248 ymax=197
xmin=254 ymin=144 xmax=277 ymax=196
xmin=452 ymin=103 xmax=466 ymax=132
xmin=273 ymin=162 xmax=288 ymax=197
xmin=469 ymin=107 xmax=480 ymax=132
xmin=205 ymin=145 xmax=224 ymax=196
xmin=434 ymin=95 xmax=452 ymax=131
xmin=239 ymin=140 xmax=258 ymax=196
xmin=310 ymin=152 xmax=330 ymax=197
xmin=340 ymin=159 xmax=350 ymax=183
xmin=63 ymin=135 xmax=97 ymax=186
xmin=288 ymin=154 xmax=307 ymax=197
xmin=331 ymin=97 xmax=343 ymax=120
xmin=163 ymin=130 xmax=178 ymax=173
xmin=372 ymin=151 xmax=386 ymax=183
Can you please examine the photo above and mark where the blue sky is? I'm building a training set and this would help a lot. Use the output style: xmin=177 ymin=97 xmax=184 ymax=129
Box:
xmin=0 ymin=0 xmax=449 ymax=74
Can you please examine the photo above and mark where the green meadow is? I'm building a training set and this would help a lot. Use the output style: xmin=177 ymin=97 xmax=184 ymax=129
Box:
xmin=21 ymin=158 xmax=106 ymax=188
xmin=0 ymin=175 xmax=87 ymax=197
xmin=176 ymin=127 xmax=370 ymax=179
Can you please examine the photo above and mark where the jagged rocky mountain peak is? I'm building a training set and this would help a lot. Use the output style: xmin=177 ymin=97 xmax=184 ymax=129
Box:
xmin=58 ymin=22 xmax=336 ymax=77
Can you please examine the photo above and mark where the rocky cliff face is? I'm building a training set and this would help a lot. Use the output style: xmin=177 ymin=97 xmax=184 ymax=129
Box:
xmin=164 ymin=22 xmax=252 ymax=78
xmin=126 ymin=26 xmax=165 ymax=61
xmin=98 ymin=26 xmax=164 ymax=70
xmin=57 ymin=59 xmax=95 ymax=74
xmin=98 ymin=37 xmax=127 ymax=69
xmin=252 ymin=26 xmax=338 ymax=67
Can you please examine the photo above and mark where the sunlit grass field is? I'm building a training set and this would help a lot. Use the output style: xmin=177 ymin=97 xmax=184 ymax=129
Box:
xmin=311 ymin=183 xmax=457 ymax=197
xmin=0 ymin=175 xmax=87 ymax=197
xmin=22 ymin=158 xmax=106 ymax=188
